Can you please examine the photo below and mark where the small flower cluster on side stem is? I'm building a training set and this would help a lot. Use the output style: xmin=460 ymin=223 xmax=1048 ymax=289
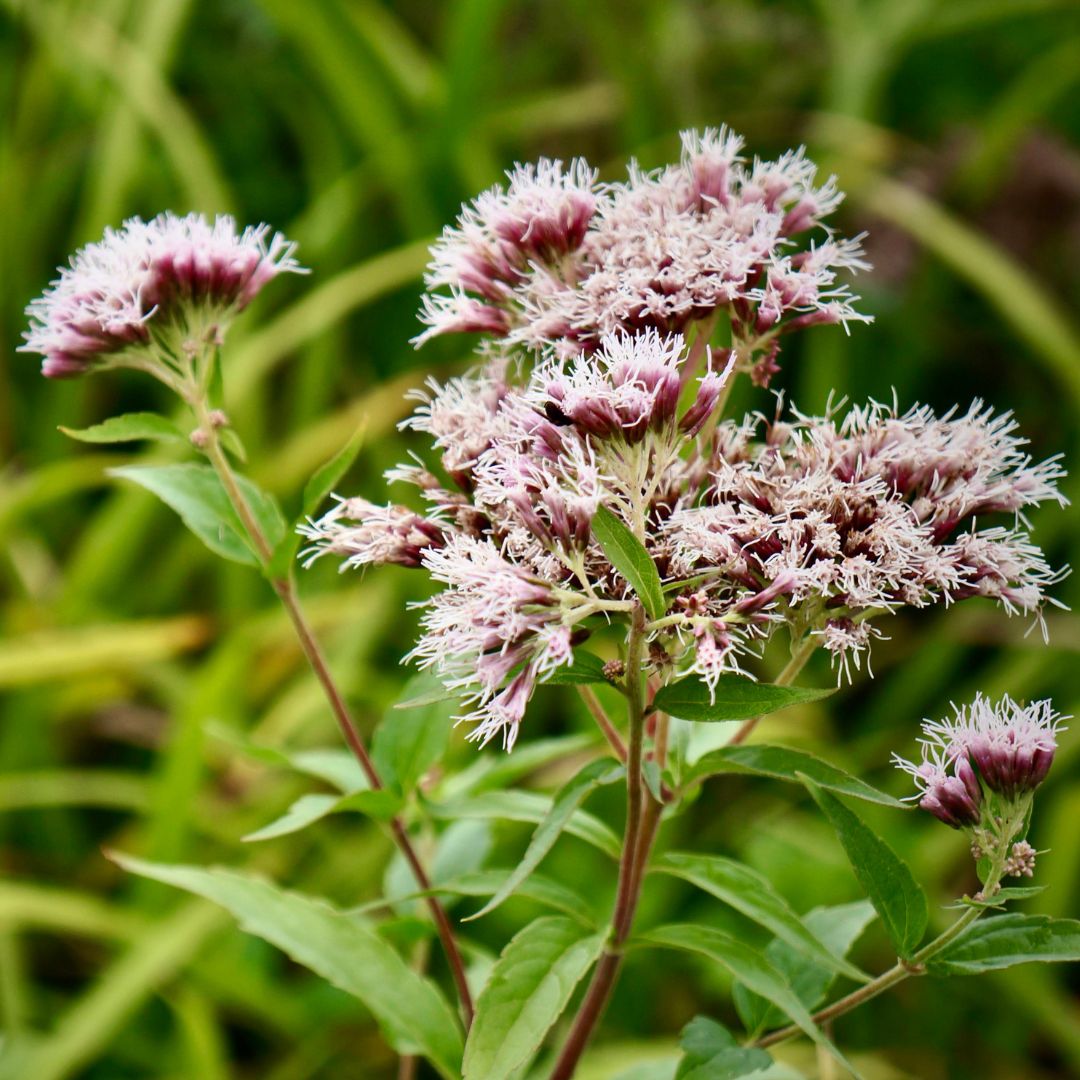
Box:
xmin=894 ymin=694 xmax=1064 ymax=889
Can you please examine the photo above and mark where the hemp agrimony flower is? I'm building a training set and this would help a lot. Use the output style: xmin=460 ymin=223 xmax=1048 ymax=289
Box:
xmin=22 ymin=213 xmax=303 ymax=379
xmin=894 ymin=694 xmax=1065 ymax=879
xmin=417 ymin=127 xmax=870 ymax=381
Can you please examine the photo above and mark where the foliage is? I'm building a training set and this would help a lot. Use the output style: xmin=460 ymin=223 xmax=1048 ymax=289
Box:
xmin=1 ymin=2 xmax=1079 ymax=1079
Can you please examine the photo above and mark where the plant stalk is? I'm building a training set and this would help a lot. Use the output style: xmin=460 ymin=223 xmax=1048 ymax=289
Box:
xmin=550 ymin=607 xmax=658 ymax=1080
xmin=755 ymin=860 xmax=1005 ymax=1050
xmin=192 ymin=400 xmax=475 ymax=1028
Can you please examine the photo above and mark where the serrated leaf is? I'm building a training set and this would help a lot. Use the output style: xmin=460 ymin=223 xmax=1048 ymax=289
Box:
xmin=947 ymin=885 xmax=1047 ymax=910
xmin=60 ymin=411 xmax=184 ymax=444
xmin=112 ymin=855 xmax=463 ymax=1078
xmin=591 ymin=504 xmax=666 ymax=620
xmin=207 ymin=724 xmax=368 ymax=793
xmin=928 ymin=914 xmax=1080 ymax=973
xmin=653 ymin=675 xmax=833 ymax=723
xmin=427 ymin=790 xmax=620 ymax=859
xmin=801 ymin=778 xmax=927 ymax=958
xmin=676 ymin=1016 xmax=773 ymax=1079
xmin=641 ymin=924 xmax=858 ymax=1077
xmin=462 ymin=916 xmax=605 ymax=1079
xmin=465 ymin=759 xmax=623 ymax=922
xmin=110 ymin=463 xmax=285 ymax=566
xmin=685 ymin=745 xmax=905 ymax=807
xmin=441 ymin=733 xmax=600 ymax=799
xmin=394 ymin=669 xmax=455 ymax=709
xmin=242 ymin=788 xmax=403 ymax=842
xmin=657 ymin=853 xmax=868 ymax=984
xmin=733 ymin=900 xmax=877 ymax=1036
xmin=302 ymin=421 xmax=368 ymax=518
xmin=545 ymin=650 xmax=611 ymax=686
xmin=373 ymin=675 xmax=452 ymax=793
xmin=354 ymin=869 xmax=598 ymax=925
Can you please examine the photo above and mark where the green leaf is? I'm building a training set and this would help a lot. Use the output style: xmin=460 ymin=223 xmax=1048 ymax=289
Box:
xmin=394 ymin=668 xmax=455 ymax=709
xmin=685 ymin=745 xmax=905 ymax=808
xmin=591 ymin=504 xmax=666 ymax=620
xmin=948 ymin=885 xmax=1047 ymax=910
xmin=59 ymin=411 xmax=184 ymax=445
xmin=734 ymin=901 xmax=877 ymax=1036
xmin=373 ymin=675 xmax=452 ymax=793
xmin=653 ymin=675 xmax=833 ymax=723
xmin=110 ymin=464 xmax=285 ymax=566
xmin=354 ymin=869 xmax=598 ymax=926
xmin=676 ymin=1016 xmax=773 ymax=1080
xmin=242 ymin=788 xmax=403 ymax=842
xmin=929 ymin=914 xmax=1080 ymax=974
xmin=641 ymin=924 xmax=857 ymax=1077
xmin=112 ymin=855 xmax=463 ymax=1078
xmin=441 ymin=734 xmax=599 ymax=799
xmin=427 ymin=790 xmax=621 ymax=859
xmin=657 ymin=853 xmax=868 ymax=984
xmin=465 ymin=759 xmax=623 ymax=922
xmin=207 ymin=724 xmax=369 ymax=793
xmin=462 ymin=916 xmax=605 ymax=1079
xmin=545 ymin=650 xmax=611 ymax=686
xmin=302 ymin=421 xmax=368 ymax=518
xmin=801 ymin=779 xmax=928 ymax=958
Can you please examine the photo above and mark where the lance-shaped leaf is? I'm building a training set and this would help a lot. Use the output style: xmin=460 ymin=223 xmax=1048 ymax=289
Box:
xmin=302 ymin=421 xmax=368 ymax=518
xmin=676 ymin=1016 xmax=773 ymax=1080
xmin=465 ymin=759 xmax=623 ymax=921
xmin=270 ymin=423 xmax=370 ymax=577
xmin=657 ymin=853 xmax=868 ymax=983
xmin=111 ymin=463 xmax=285 ymax=566
xmin=427 ymin=790 xmax=620 ymax=858
xmin=353 ymin=869 xmax=599 ymax=925
xmin=591 ymin=504 xmax=666 ymax=620
xmin=60 ymin=411 xmax=184 ymax=444
xmin=545 ymin=650 xmax=612 ymax=686
xmin=112 ymin=855 xmax=463 ymax=1079
xmin=373 ymin=676 xmax=452 ymax=794
xmin=734 ymin=900 xmax=877 ymax=1036
xmin=641 ymin=924 xmax=859 ymax=1077
xmin=685 ymin=744 xmax=905 ymax=808
xmin=801 ymin=778 xmax=928 ymax=958
xmin=653 ymin=675 xmax=833 ymax=722
xmin=462 ymin=915 xmax=605 ymax=1079
xmin=928 ymin=914 xmax=1080 ymax=974
xmin=242 ymin=788 xmax=403 ymax=842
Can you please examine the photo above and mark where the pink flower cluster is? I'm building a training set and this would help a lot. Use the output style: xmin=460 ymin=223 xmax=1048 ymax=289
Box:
xmin=894 ymin=694 xmax=1065 ymax=829
xmin=416 ymin=128 xmax=870 ymax=381
xmin=665 ymin=399 xmax=1067 ymax=679
xmin=305 ymin=323 xmax=1065 ymax=744
xmin=22 ymin=213 xmax=302 ymax=378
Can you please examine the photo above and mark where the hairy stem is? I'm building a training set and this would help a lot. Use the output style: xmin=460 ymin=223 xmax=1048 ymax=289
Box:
xmin=550 ymin=608 xmax=653 ymax=1079
xmin=729 ymin=634 xmax=819 ymax=745
xmin=191 ymin=398 xmax=475 ymax=1028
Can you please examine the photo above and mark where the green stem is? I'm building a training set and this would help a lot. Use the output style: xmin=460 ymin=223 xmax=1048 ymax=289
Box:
xmin=756 ymin=861 xmax=1006 ymax=1050
xmin=189 ymin=398 xmax=475 ymax=1029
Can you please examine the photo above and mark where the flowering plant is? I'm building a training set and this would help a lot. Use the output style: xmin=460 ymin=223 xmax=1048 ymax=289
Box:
xmin=23 ymin=130 xmax=1078 ymax=1078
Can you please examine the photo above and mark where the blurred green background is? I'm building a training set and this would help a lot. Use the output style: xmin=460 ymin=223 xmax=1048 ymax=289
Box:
xmin=1 ymin=1 xmax=1078 ymax=1077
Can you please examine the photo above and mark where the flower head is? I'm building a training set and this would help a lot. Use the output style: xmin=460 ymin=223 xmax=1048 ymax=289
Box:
xmin=416 ymin=127 xmax=870 ymax=379
xmin=921 ymin=693 xmax=1065 ymax=799
xmin=407 ymin=536 xmax=573 ymax=749
xmin=22 ymin=213 xmax=303 ymax=378
xmin=894 ymin=694 xmax=1066 ymax=828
